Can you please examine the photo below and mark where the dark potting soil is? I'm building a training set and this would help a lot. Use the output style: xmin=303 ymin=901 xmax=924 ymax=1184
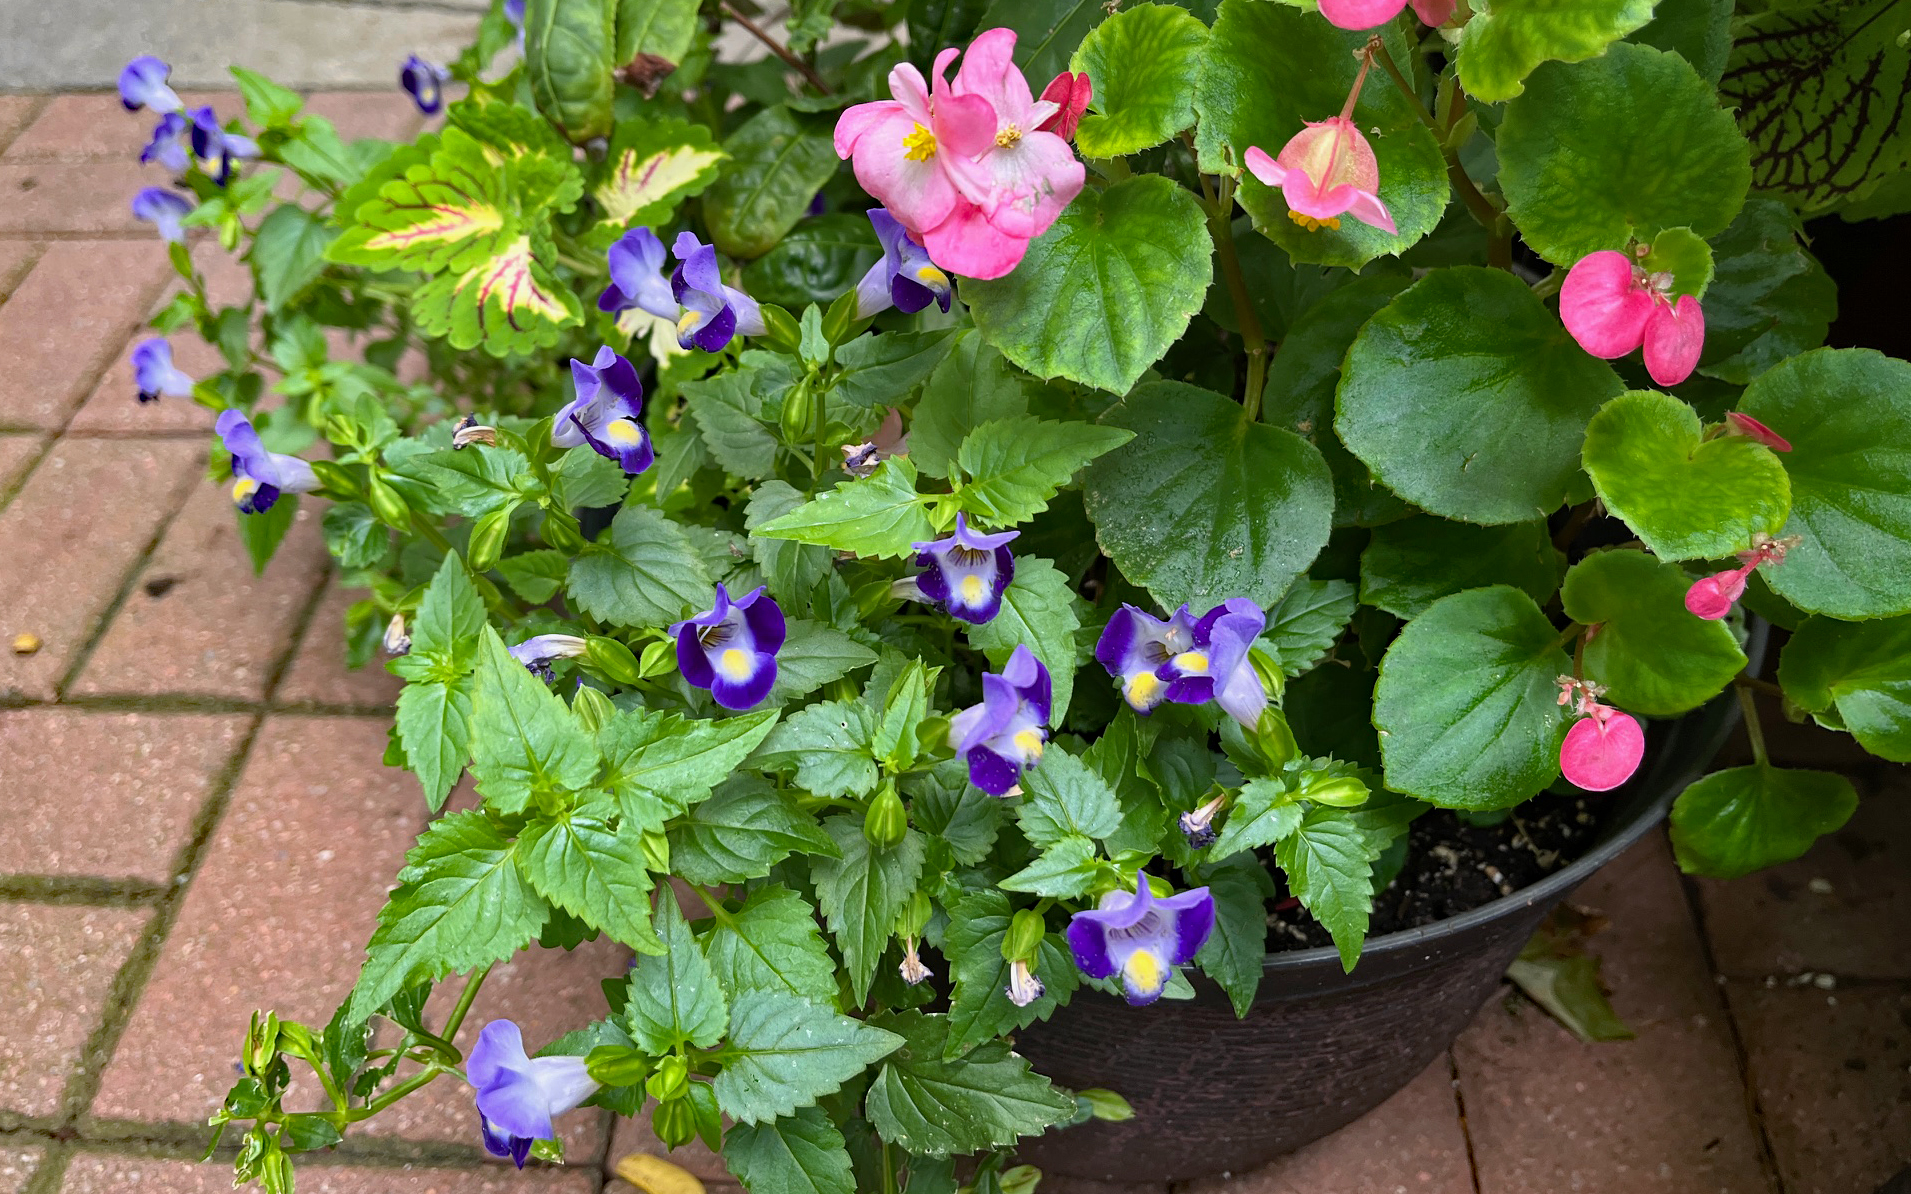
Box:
xmin=1264 ymin=789 xmax=1604 ymax=952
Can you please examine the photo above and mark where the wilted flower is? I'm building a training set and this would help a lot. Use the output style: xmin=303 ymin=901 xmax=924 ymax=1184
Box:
xmin=949 ymin=644 xmax=1050 ymax=795
xmin=508 ymin=634 xmax=588 ymax=682
xmin=1317 ymin=0 xmax=1455 ymax=30
xmin=1065 ymin=871 xmax=1215 ymax=1006
xmin=1159 ymin=598 xmax=1269 ymax=729
xmin=131 ymin=338 xmax=194 ymax=404
xmin=552 ymin=346 xmax=652 ymax=475
xmin=1685 ymin=534 xmax=1799 ymax=621
xmin=1094 ymin=603 xmax=1197 ymax=713
xmin=1243 ymin=47 xmax=1394 ymax=235
xmin=842 ymin=408 xmax=907 ymax=478
xmin=1035 ymin=71 xmax=1092 ymax=140
xmin=215 ymin=409 xmax=318 ymax=514
xmin=401 ymin=55 xmax=450 ymax=115
xmin=1556 ymin=677 xmax=1644 ymax=792
xmin=140 ymin=112 xmax=191 ymax=174
xmin=899 ymin=938 xmax=933 ymax=985
xmin=131 ymin=187 xmax=193 ymax=242
xmin=1720 ymin=411 xmax=1792 ymax=453
xmin=467 ymin=1020 xmax=599 ymax=1169
xmin=1559 ymin=249 xmax=1706 ymax=386
xmin=1006 ymin=957 xmax=1045 ymax=1007
xmin=672 ymin=584 xmax=786 ymax=710
xmin=1178 ymin=793 xmax=1227 ymax=850
xmin=119 ymin=56 xmax=182 ymax=113
xmin=384 ymin=614 xmax=411 ymax=656
xmin=908 ymin=513 xmax=1017 ymax=624
xmin=597 ymin=228 xmax=766 ymax=353
xmin=854 ymin=208 xmax=953 ymax=318
xmin=451 ymin=415 xmax=497 ymax=449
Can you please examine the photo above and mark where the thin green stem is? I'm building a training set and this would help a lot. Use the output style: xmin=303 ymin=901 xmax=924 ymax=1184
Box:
xmin=1373 ymin=44 xmax=1508 ymax=260
xmin=440 ymin=963 xmax=492 ymax=1045
xmin=1205 ymin=177 xmax=1268 ymax=421
xmin=1737 ymin=685 xmax=1770 ymax=766
xmin=1550 ymin=622 xmax=1584 ymax=652
xmin=410 ymin=512 xmax=454 ymax=553
xmin=1735 ymin=674 xmax=1784 ymax=699
xmin=719 ymin=1 xmax=833 ymax=94
xmin=1370 ymin=40 xmax=1439 ymax=134
xmin=359 ymin=1064 xmax=449 ymax=1118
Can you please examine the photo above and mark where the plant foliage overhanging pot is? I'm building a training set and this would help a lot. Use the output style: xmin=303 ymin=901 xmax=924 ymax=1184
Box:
xmin=1015 ymin=624 xmax=1765 ymax=1182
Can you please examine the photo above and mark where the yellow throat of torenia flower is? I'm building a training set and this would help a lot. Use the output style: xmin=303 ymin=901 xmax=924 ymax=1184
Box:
xmin=1123 ymin=948 xmax=1164 ymax=995
xmin=1012 ymin=728 xmax=1045 ymax=760
xmin=902 ymin=124 xmax=937 ymax=162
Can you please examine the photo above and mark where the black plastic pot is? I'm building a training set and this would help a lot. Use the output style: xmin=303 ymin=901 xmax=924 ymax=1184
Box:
xmin=1015 ymin=630 xmax=1761 ymax=1182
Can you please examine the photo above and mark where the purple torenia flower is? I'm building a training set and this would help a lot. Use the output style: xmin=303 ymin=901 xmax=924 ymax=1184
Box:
xmin=186 ymin=107 xmax=258 ymax=186
xmin=1159 ymin=598 xmax=1268 ymax=729
xmin=552 ymin=346 xmax=653 ymax=475
xmin=1094 ymin=603 xmax=1197 ymax=713
xmin=909 ymin=513 xmax=1016 ymax=624
xmin=132 ymin=187 xmax=193 ymax=242
xmin=132 ymin=338 xmax=194 ymax=404
xmin=1065 ymin=872 xmax=1215 ymax=1006
xmin=854 ymin=208 xmax=954 ymax=319
xmin=401 ymin=55 xmax=450 ymax=115
xmin=215 ymin=409 xmax=318 ymax=514
xmin=672 ymin=584 xmax=785 ymax=710
xmin=141 ymin=112 xmax=191 ymax=174
xmin=596 ymin=228 xmax=766 ymax=352
xmin=467 ymin=1020 xmax=598 ymax=1170
xmin=949 ymin=644 xmax=1050 ymax=796
xmin=508 ymin=634 xmax=588 ymax=682
xmin=119 ymin=56 xmax=182 ymax=113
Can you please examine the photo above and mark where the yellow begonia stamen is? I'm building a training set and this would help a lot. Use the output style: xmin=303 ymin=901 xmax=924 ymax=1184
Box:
xmin=902 ymin=124 xmax=937 ymax=162
xmin=1287 ymin=210 xmax=1341 ymax=232
xmin=995 ymin=125 xmax=1022 ymax=148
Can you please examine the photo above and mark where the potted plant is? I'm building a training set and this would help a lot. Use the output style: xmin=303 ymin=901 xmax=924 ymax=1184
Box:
xmin=113 ymin=0 xmax=1909 ymax=1186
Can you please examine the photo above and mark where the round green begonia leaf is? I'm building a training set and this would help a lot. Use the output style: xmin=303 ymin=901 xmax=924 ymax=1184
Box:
xmin=1374 ymin=586 xmax=1571 ymax=810
xmin=1360 ymin=515 xmax=1564 ymax=620
xmin=1780 ymin=615 xmax=1911 ymax=762
xmin=1581 ymin=390 xmax=1791 ymax=562
xmin=1736 ymin=348 xmax=1911 ymax=619
xmin=1083 ymin=382 xmax=1334 ymax=610
xmin=1068 ymin=4 xmax=1209 ymax=160
xmin=964 ymin=175 xmax=1211 ymax=395
xmin=1190 ymin=0 xmax=1446 ymax=269
xmin=1670 ymin=765 xmax=1858 ymax=879
xmin=1337 ymin=267 xmax=1623 ymax=525
xmin=1455 ymin=0 xmax=1657 ymax=102
xmin=1498 ymin=43 xmax=1751 ymax=265
xmin=1560 ymin=549 xmax=1745 ymax=715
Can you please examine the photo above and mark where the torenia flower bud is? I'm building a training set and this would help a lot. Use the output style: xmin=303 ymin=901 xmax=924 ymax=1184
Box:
xmin=651 ymin=1097 xmax=697 ymax=1148
xmin=646 ymin=1054 xmax=690 ymax=1102
xmin=1003 ymin=908 xmax=1046 ymax=963
xmin=640 ymin=826 xmax=671 ymax=873
xmin=862 ymin=784 xmax=909 ymax=850
xmin=570 ymin=685 xmax=617 ymax=734
xmin=1301 ymin=774 xmax=1370 ymax=808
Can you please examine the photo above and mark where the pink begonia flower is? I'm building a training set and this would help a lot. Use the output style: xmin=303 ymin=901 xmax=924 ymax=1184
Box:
xmin=1556 ymin=677 xmax=1644 ymax=792
xmin=1721 ymin=411 xmax=1792 ymax=453
xmin=1242 ymin=47 xmax=1396 ymax=234
xmin=1318 ymin=0 xmax=1455 ymax=32
xmin=1685 ymin=533 xmax=1799 ymax=621
xmin=1559 ymin=249 xmax=1707 ymax=386
xmin=946 ymin=30 xmax=1086 ymax=240
xmin=835 ymin=51 xmax=997 ymax=238
xmin=1035 ymin=71 xmax=1092 ymax=140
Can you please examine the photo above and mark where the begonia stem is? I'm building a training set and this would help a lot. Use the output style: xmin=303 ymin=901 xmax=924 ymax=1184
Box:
xmin=1372 ymin=46 xmax=1508 ymax=254
xmin=1206 ymin=177 xmax=1267 ymax=421
xmin=1734 ymin=674 xmax=1783 ymax=698
xmin=1737 ymin=685 xmax=1770 ymax=766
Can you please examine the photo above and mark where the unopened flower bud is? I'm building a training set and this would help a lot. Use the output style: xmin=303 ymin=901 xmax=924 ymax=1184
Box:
xmin=571 ymin=685 xmax=616 ymax=733
xmin=583 ymin=635 xmax=643 ymax=686
xmin=640 ymin=826 xmax=670 ymax=873
xmin=1301 ymin=774 xmax=1370 ymax=808
xmin=650 ymin=1096 xmax=697 ymax=1148
xmin=1720 ymin=412 xmax=1792 ymax=453
xmin=646 ymin=1054 xmax=689 ymax=1102
xmin=1002 ymin=908 xmax=1046 ymax=964
xmin=862 ymin=784 xmax=908 ymax=850
xmin=465 ymin=506 xmax=511 ymax=573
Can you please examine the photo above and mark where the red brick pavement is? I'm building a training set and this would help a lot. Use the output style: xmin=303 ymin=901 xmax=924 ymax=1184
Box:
xmin=0 ymin=89 xmax=1904 ymax=1194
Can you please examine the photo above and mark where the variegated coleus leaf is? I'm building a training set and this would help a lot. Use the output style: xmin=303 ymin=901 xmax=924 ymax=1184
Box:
xmin=593 ymin=116 xmax=725 ymax=228
xmin=412 ymin=226 xmax=585 ymax=358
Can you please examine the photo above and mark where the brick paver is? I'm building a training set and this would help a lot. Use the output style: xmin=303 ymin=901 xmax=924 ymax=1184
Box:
xmin=0 ymin=240 xmax=37 ymax=299
xmin=0 ymin=437 xmax=203 ymax=702
xmin=0 ymin=98 xmax=44 ymax=154
xmin=277 ymin=580 xmax=404 ymax=708
xmin=606 ymin=1108 xmax=730 ymax=1185
xmin=303 ymin=91 xmax=423 ymax=143
xmin=72 ymin=482 xmax=330 ymax=700
xmin=1727 ymin=982 xmax=1911 ymax=1194
xmin=2 ymin=93 xmax=239 ymax=162
xmin=0 ymin=162 xmax=163 ymax=235
xmin=0 ymin=1147 xmax=41 ymax=1194
xmin=0 ymin=239 xmax=172 ymax=430
xmin=0 ymin=709 xmax=248 ymax=883
xmin=1453 ymin=834 xmax=1774 ymax=1193
xmin=0 ymin=433 xmax=43 ymax=499
xmin=91 ymin=716 xmax=419 ymax=1126
xmin=60 ymin=1155 xmax=595 ymax=1193
xmin=0 ymin=904 xmax=151 ymax=1120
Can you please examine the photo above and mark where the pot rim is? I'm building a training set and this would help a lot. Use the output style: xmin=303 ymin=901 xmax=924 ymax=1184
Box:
xmin=1259 ymin=620 xmax=1766 ymax=974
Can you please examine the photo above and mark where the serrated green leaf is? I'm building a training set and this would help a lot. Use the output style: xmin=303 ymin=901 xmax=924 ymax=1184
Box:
xmin=1779 ymin=615 xmax=1911 ymax=762
xmin=1360 ymin=517 xmax=1564 ymax=621
xmin=680 ymin=358 xmax=787 ymax=479
xmin=396 ymin=679 xmax=475 ymax=813
xmin=831 ymin=330 xmax=959 ymax=409
xmin=1456 ymin=0 xmax=1656 ymax=101
xmin=1194 ymin=851 xmax=1269 ymax=1016
xmin=904 ymin=765 xmax=1008 ymax=866
xmin=910 ymin=331 xmax=1035 ymax=480
xmin=1207 ymin=777 xmax=1302 ymax=859
xmin=518 ymin=813 xmax=663 ymax=953
xmin=1068 ymin=3 xmax=1208 ymax=158
xmin=754 ymin=700 xmax=880 ymax=798
xmin=388 ymin=445 xmax=533 ymax=520
xmin=496 ymin=549 xmax=570 ymax=604
xmin=1274 ymin=804 xmax=1384 ymax=971
xmin=1561 ymin=549 xmax=1745 ymax=715
xmin=550 ymin=445 xmax=629 ymax=512
xmin=625 ymin=893 xmax=728 ymax=1051
xmin=724 ymin=1106 xmax=856 ymax=1194
xmin=1017 ymin=748 xmax=1121 ymax=847
xmin=811 ymin=818 xmax=925 ymax=1005
xmin=595 ymin=116 xmax=723 ymax=226
xmin=1086 ymin=381 xmax=1334 ymax=609
xmin=249 ymin=205 xmax=337 ymax=313
xmin=955 ymin=416 xmax=1133 ymax=528
xmin=669 ymin=777 xmax=842 ymax=885
xmin=965 ymin=175 xmax=1211 ymax=394
xmin=754 ymin=459 xmax=932 ymax=559
xmin=599 ymin=706 xmax=781 ymax=817
xmin=863 ymin=1011 xmax=1075 ymax=1156
xmin=742 ymin=213 xmax=883 ymax=310
xmin=941 ymin=890 xmax=1077 ymax=1057
xmin=966 ymin=557 xmax=1082 ymax=728
xmin=1000 ymin=834 xmax=1101 ymax=897
xmin=567 ymin=504 xmax=713 ymax=628
xmin=713 ymin=989 xmax=904 ymax=1124
xmin=1669 ymin=765 xmax=1859 ymax=879
xmin=322 ymin=502 xmax=386 ymax=570
xmin=349 ymin=810 xmax=548 ymax=1021
xmin=410 ymin=551 xmax=489 ymax=662
xmin=469 ymin=628 xmax=601 ymax=814
xmin=1374 ymin=587 xmax=1571 ymax=810
xmin=236 ymin=494 xmax=299 ymax=576
xmin=769 ymin=619 xmax=881 ymax=704
xmin=410 ymin=231 xmax=585 ymax=358
xmin=702 ymin=885 xmax=840 ymax=1004
xmin=748 ymin=481 xmax=833 ymax=604
xmin=1262 ymin=578 xmax=1358 ymax=675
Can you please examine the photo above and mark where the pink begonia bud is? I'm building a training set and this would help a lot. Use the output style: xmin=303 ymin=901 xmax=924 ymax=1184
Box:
xmin=1560 ymin=707 xmax=1645 ymax=792
xmin=1035 ymin=71 xmax=1091 ymax=140
xmin=1684 ymin=566 xmax=1750 ymax=620
xmin=1722 ymin=412 xmax=1792 ymax=452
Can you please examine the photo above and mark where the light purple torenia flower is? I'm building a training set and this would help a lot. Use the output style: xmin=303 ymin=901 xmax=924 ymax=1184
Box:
xmin=401 ymin=55 xmax=450 ymax=115
xmin=1093 ymin=603 xmax=1198 ymax=714
xmin=909 ymin=513 xmax=1016 ymax=624
xmin=186 ymin=107 xmax=258 ymax=186
xmin=132 ymin=187 xmax=193 ymax=243
xmin=132 ymin=338 xmax=194 ymax=404
xmin=467 ymin=1020 xmax=598 ymax=1170
xmin=503 ymin=0 xmax=526 ymax=31
xmin=854 ymin=208 xmax=954 ymax=319
xmin=1159 ymin=598 xmax=1269 ymax=729
xmin=672 ymin=584 xmax=785 ymax=710
xmin=119 ymin=56 xmax=182 ymax=113
xmin=215 ymin=409 xmax=318 ymax=514
xmin=597 ymin=226 xmax=679 ymax=322
xmin=552 ymin=346 xmax=653 ymax=475
xmin=596 ymin=228 xmax=767 ymax=352
xmin=949 ymin=644 xmax=1051 ymax=796
xmin=140 ymin=112 xmax=191 ymax=174
xmin=508 ymin=634 xmax=588 ymax=682
xmin=1065 ymin=871 xmax=1215 ymax=1006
